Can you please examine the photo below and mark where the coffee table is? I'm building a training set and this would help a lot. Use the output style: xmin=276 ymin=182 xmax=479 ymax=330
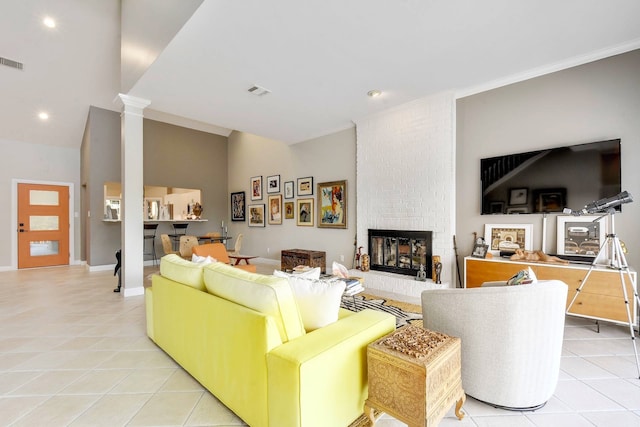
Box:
xmin=228 ymin=254 xmax=258 ymax=265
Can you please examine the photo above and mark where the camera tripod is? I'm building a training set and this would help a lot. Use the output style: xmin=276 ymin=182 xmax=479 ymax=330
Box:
xmin=566 ymin=211 xmax=640 ymax=378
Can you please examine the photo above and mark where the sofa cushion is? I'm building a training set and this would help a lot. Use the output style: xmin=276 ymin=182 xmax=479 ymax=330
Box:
xmin=159 ymin=254 xmax=206 ymax=291
xmin=274 ymin=271 xmax=346 ymax=331
xmin=203 ymin=262 xmax=305 ymax=342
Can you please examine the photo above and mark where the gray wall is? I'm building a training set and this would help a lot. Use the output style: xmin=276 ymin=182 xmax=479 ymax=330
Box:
xmin=227 ymin=128 xmax=357 ymax=270
xmin=81 ymin=107 xmax=228 ymax=266
xmin=0 ymin=139 xmax=81 ymax=269
xmin=457 ymin=49 xmax=640 ymax=270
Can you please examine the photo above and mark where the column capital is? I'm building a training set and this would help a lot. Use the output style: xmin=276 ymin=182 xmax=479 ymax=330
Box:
xmin=115 ymin=94 xmax=151 ymax=112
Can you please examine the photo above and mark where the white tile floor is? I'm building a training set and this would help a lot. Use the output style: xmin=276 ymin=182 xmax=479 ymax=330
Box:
xmin=1 ymin=264 xmax=640 ymax=426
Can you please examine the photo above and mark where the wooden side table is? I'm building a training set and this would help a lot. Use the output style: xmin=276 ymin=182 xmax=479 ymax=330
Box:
xmin=365 ymin=325 xmax=465 ymax=427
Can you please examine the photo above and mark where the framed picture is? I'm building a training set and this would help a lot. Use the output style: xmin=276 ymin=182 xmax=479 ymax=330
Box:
xmin=471 ymin=238 xmax=489 ymax=258
xmin=557 ymin=215 xmax=607 ymax=258
xmin=268 ymin=194 xmax=282 ymax=225
xmin=489 ymin=201 xmax=504 ymax=214
xmin=267 ymin=174 xmax=280 ymax=194
xmin=533 ymin=188 xmax=566 ymax=213
xmin=484 ymin=223 xmax=533 ymax=255
xmin=297 ymin=198 xmax=314 ymax=226
xmin=284 ymin=201 xmax=294 ymax=219
xmin=284 ymin=181 xmax=294 ymax=199
xmin=509 ymin=188 xmax=528 ymax=206
xmin=297 ymin=177 xmax=313 ymax=196
xmin=230 ymin=191 xmax=245 ymax=221
xmin=317 ymin=180 xmax=347 ymax=228
xmin=248 ymin=204 xmax=265 ymax=227
xmin=250 ymin=176 xmax=263 ymax=200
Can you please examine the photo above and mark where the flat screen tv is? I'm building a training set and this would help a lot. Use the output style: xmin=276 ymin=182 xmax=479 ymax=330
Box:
xmin=481 ymin=139 xmax=621 ymax=215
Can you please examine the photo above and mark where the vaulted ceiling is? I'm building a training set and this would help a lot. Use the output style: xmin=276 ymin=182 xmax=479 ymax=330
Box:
xmin=3 ymin=0 xmax=640 ymax=149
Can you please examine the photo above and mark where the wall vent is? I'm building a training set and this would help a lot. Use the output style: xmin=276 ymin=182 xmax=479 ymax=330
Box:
xmin=247 ymin=84 xmax=271 ymax=96
xmin=0 ymin=56 xmax=24 ymax=70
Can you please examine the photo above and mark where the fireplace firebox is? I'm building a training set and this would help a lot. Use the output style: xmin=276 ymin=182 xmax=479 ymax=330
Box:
xmin=368 ymin=229 xmax=433 ymax=278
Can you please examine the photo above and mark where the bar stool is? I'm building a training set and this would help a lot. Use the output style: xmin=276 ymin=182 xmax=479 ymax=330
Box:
xmin=169 ymin=223 xmax=189 ymax=250
xmin=143 ymin=223 xmax=159 ymax=265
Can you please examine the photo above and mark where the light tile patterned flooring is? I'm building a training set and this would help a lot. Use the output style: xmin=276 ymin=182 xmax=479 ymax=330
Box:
xmin=1 ymin=263 xmax=640 ymax=426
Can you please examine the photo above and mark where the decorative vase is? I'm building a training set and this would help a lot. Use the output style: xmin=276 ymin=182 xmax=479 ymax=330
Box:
xmin=361 ymin=254 xmax=370 ymax=272
xmin=192 ymin=203 xmax=203 ymax=218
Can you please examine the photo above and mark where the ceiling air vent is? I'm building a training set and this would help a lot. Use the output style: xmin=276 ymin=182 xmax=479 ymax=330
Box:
xmin=0 ymin=56 xmax=24 ymax=70
xmin=247 ymin=84 xmax=271 ymax=96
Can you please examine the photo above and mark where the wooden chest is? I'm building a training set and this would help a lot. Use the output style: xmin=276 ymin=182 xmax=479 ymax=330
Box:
xmin=280 ymin=249 xmax=326 ymax=273
xmin=365 ymin=325 xmax=465 ymax=427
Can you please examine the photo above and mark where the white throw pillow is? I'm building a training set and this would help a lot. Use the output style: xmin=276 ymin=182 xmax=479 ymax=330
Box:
xmin=274 ymin=271 xmax=346 ymax=330
xmin=192 ymin=254 xmax=216 ymax=265
xmin=273 ymin=267 xmax=321 ymax=280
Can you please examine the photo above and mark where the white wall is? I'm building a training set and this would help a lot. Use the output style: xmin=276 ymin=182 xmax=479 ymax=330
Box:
xmin=457 ymin=49 xmax=640 ymax=270
xmin=0 ymin=138 xmax=80 ymax=269
xmin=227 ymin=128 xmax=357 ymax=269
xmin=354 ymin=92 xmax=457 ymax=286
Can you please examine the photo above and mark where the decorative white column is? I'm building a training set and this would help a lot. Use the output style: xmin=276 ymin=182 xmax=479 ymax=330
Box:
xmin=116 ymin=94 xmax=151 ymax=297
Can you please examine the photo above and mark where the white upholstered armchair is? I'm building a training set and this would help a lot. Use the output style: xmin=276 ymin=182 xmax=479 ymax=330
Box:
xmin=421 ymin=280 xmax=568 ymax=410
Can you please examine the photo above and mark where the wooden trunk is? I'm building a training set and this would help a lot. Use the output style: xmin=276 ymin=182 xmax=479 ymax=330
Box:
xmin=280 ymin=249 xmax=327 ymax=273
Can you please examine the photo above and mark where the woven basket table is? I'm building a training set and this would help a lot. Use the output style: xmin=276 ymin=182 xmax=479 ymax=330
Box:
xmin=364 ymin=325 xmax=465 ymax=427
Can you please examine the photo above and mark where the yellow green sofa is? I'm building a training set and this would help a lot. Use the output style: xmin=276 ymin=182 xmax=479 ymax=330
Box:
xmin=145 ymin=254 xmax=396 ymax=427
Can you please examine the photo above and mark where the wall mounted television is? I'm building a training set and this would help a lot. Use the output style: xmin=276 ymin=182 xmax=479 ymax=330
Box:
xmin=481 ymin=139 xmax=621 ymax=215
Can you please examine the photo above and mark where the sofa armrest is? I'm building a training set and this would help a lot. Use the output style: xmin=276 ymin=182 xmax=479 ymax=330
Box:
xmin=266 ymin=309 xmax=395 ymax=427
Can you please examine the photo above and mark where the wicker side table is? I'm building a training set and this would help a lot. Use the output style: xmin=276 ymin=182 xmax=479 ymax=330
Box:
xmin=365 ymin=325 xmax=465 ymax=427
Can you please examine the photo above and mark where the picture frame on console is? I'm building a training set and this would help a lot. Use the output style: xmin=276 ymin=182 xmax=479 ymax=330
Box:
xmin=297 ymin=198 xmax=314 ymax=226
xmin=248 ymin=204 xmax=265 ymax=227
xmin=556 ymin=215 xmax=607 ymax=258
xmin=484 ymin=223 xmax=533 ymax=255
xmin=250 ymin=176 xmax=263 ymax=201
xmin=230 ymin=191 xmax=245 ymax=221
xmin=471 ymin=238 xmax=489 ymax=258
xmin=317 ymin=180 xmax=347 ymax=229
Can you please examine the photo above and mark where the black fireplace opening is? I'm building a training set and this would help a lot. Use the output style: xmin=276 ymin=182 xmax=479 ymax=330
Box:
xmin=368 ymin=229 xmax=433 ymax=277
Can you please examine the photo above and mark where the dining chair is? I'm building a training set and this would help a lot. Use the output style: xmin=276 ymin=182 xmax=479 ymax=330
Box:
xmin=161 ymin=234 xmax=179 ymax=256
xmin=169 ymin=223 xmax=189 ymax=250
xmin=179 ymin=235 xmax=199 ymax=259
xmin=228 ymin=233 xmax=243 ymax=255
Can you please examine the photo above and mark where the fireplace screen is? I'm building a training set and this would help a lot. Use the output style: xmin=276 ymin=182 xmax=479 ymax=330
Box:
xmin=368 ymin=229 xmax=432 ymax=277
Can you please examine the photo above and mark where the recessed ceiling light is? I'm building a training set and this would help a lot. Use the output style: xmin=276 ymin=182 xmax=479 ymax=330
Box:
xmin=43 ymin=17 xmax=56 ymax=28
xmin=38 ymin=112 xmax=49 ymax=120
xmin=367 ymin=89 xmax=382 ymax=98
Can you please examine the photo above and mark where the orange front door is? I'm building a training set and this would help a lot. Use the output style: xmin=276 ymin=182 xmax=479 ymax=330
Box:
xmin=17 ymin=183 xmax=69 ymax=269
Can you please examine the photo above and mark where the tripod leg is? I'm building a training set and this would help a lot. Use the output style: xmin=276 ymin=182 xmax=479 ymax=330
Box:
xmin=611 ymin=236 xmax=640 ymax=378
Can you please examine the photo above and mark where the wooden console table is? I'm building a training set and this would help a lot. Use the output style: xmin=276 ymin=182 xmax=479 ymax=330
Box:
xmin=281 ymin=249 xmax=326 ymax=273
xmin=464 ymin=256 xmax=638 ymax=326
xmin=365 ymin=325 xmax=465 ymax=427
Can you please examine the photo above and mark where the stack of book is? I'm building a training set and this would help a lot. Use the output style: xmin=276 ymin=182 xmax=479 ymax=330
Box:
xmin=342 ymin=277 xmax=364 ymax=296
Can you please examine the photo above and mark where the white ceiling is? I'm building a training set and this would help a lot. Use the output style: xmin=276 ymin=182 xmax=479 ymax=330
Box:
xmin=4 ymin=0 xmax=640 ymax=149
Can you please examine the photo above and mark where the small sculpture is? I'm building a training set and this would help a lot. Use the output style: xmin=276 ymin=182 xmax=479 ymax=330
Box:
xmin=434 ymin=262 xmax=442 ymax=284
xmin=416 ymin=264 xmax=427 ymax=281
